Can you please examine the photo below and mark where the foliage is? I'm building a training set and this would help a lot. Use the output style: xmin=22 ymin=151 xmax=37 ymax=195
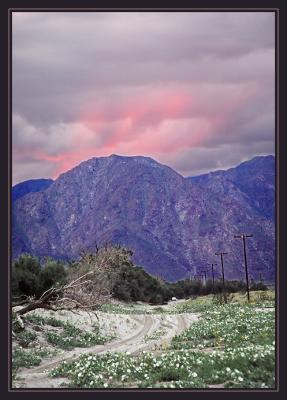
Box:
xmin=50 ymin=303 xmax=275 ymax=389
xmin=64 ymin=245 xmax=133 ymax=310
xmin=16 ymin=330 xmax=37 ymax=348
xmin=172 ymin=304 xmax=274 ymax=350
xmin=167 ymin=279 xmax=248 ymax=298
xmin=113 ymin=264 xmax=171 ymax=304
xmin=39 ymin=259 xmax=67 ymax=293
xmin=113 ymin=266 xmax=266 ymax=304
xmin=12 ymin=347 xmax=53 ymax=378
xmin=23 ymin=313 xmax=112 ymax=350
xmin=45 ymin=321 xmax=110 ymax=350
xmin=12 ymin=252 xmax=269 ymax=308
xmin=12 ymin=254 xmax=42 ymax=297
xmin=13 ymin=246 xmax=132 ymax=316
xmin=12 ymin=254 xmax=67 ymax=299
xmin=50 ymin=343 xmax=275 ymax=389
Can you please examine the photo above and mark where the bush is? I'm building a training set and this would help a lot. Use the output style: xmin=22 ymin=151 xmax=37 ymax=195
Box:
xmin=12 ymin=254 xmax=67 ymax=299
xmin=12 ymin=254 xmax=42 ymax=297
xmin=113 ymin=265 xmax=171 ymax=304
xmin=16 ymin=330 xmax=37 ymax=348
xmin=39 ymin=259 xmax=67 ymax=293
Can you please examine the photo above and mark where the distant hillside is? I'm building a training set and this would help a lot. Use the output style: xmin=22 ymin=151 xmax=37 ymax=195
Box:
xmin=12 ymin=155 xmax=275 ymax=282
xmin=188 ymin=155 xmax=275 ymax=221
xmin=12 ymin=179 xmax=54 ymax=202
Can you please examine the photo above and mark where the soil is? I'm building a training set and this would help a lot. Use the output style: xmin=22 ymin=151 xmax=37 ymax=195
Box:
xmin=13 ymin=302 xmax=199 ymax=389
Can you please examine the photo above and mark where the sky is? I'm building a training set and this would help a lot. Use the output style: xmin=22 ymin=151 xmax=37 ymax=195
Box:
xmin=12 ymin=11 xmax=275 ymax=185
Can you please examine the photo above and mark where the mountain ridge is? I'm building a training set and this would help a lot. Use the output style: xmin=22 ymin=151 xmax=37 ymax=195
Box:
xmin=12 ymin=178 xmax=54 ymax=202
xmin=12 ymin=154 xmax=275 ymax=282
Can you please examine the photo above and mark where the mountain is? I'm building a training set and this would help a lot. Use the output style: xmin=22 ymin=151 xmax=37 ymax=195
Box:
xmin=12 ymin=155 xmax=275 ymax=282
xmin=189 ymin=155 xmax=275 ymax=222
xmin=12 ymin=179 xmax=54 ymax=202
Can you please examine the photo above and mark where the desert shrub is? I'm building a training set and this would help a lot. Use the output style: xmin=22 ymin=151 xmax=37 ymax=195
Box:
xmin=113 ymin=264 xmax=170 ymax=304
xmin=12 ymin=254 xmax=42 ymax=297
xmin=16 ymin=330 xmax=37 ymax=348
xmin=12 ymin=254 xmax=67 ymax=299
xmin=39 ymin=259 xmax=67 ymax=293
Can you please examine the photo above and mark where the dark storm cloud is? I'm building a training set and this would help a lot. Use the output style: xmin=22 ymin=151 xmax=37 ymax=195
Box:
xmin=12 ymin=11 xmax=275 ymax=184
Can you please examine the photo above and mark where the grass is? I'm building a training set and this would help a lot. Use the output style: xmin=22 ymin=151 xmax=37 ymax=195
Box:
xmin=50 ymin=343 xmax=275 ymax=389
xmin=45 ymin=322 xmax=111 ymax=350
xmin=15 ymin=330 xmax=37 ymax=348
xmin=99 ymin=290 xmax=275 ymax=315
xmin=50 ymin=298 xmax=275 ymax=389
xmin=12 ymin=347 xmax=55 ymax=379
xmin=172 ymin=290 xmax=275 ymax=313
xmin=144 ymin=328 xmax=167 ymax=342
xmin=12 ymin=312 xmax=113 ymax=383
xmin=23 ymin=313 xmax=113 ymax=350
xmin=25 ymin=314 xmax=66 ymax=327
xmin=172 ymin=304 xmax=274 ymax=350
xmin=13 ymin=290 xmax=275 ymax=389
xmin=99 ymin=302 xmax=150 ymax=314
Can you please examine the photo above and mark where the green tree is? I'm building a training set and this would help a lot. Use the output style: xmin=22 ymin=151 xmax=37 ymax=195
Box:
xmin=39 ymin=259 xmax=67 ymax=293
xmin=12 ymin=254 xmax=41 ymax=298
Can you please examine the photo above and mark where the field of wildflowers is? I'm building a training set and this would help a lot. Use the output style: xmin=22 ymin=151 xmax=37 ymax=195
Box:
xmin=50 ymin=301 xmax=275 ymax=389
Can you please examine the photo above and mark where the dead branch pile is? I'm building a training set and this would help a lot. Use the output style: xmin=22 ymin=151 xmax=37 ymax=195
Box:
xmin=13 ymin=245 xmax=132 ymax=316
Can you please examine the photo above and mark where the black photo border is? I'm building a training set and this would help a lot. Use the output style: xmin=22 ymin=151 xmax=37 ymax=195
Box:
xmin=1 ymin=1 xmax=286 ymax=399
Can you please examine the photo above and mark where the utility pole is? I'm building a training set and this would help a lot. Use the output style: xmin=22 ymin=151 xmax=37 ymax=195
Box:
xmin=209 ymin=263 xmax=217 ymax=293
xmin=234 ymin=234 xmax=253 ymax=302
xmin=215 ymin=252 xmax=228 ymax=303
xmin=197 ymin=271 xmax=207 ymax=285
xmin=202 ymin=270 xmax=207 ymax=285
xmin=189 ymin=264 xmax=193 ymax=281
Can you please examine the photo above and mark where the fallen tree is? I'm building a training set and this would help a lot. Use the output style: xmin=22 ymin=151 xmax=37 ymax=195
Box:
xmin=13 ymin=245 xmax=133 ymax=317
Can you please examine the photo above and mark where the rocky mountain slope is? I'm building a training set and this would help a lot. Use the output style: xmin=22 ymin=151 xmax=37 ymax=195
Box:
xmin=12 ymin=155 xmax=275 ymax=282
xmin=12 ymin=179 xmax=54 ymax=202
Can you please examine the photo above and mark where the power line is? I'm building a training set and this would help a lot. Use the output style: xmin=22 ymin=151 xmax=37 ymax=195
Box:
xmin=234 ymin=233 xmax=253 ymax=302
xmin=215 ymin=252 xmax=228 ymax=303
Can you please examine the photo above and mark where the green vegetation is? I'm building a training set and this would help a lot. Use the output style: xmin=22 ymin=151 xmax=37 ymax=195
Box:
xmin=49 ymin=292 xmax=275 ymax=389
xmin=50 ymin=302 xmax=275 ymax=389
xmin=172 ymin=304 xmax=274 ymax=350
xmin=144 ymin=328 xmax=167 ymax=342
xmin=12 ymin=254 xmax=42 ymax=297
xmin=16 ymin=330 xmax=37 ymax=348
xmin=12 ymin=252 xmax=269 ymax=307
xmin=25 ymin=313 xmax=66 ymax=327
xmin=113 ymin=264 xmax=171 ymax=304
xmin=172 ymin=290 xmax=275 ymax=313
xmin=12 ymin=291 xmax=275 ymax=389
xmin=113 ymin=264 xmax=268 ymax=304
xmin=12 ymin=347 xmax=55 ymax=378
xmin=45 ymin=322 xmax=111 ymax=350
xmin=24 ymin=313 xmax=112 ymax=350
xmin=12 ymin=249 xmax=274 ymax=390
xmin=51 ymin=339 xmax=274 ymax=389
xmin=12 ymin=254 xmax=67 ymax=299
xmin=12 ymin=311 xmax=114 ymax=383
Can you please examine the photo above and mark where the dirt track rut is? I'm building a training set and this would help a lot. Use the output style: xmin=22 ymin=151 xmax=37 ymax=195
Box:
xmin=14 ymin=313 xmax=198 ymax=388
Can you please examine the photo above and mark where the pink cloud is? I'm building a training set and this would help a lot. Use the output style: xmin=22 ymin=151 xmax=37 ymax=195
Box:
xmin=13 ymin=82 xmax=262 ymax=182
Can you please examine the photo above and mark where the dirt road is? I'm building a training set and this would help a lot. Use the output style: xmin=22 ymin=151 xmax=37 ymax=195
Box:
xmin=14 ymin=312 xmax=198 ymax=389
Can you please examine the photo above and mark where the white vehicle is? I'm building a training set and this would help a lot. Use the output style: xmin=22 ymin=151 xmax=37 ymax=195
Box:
xmin=171 ymin=297 xmax=177 ymax=301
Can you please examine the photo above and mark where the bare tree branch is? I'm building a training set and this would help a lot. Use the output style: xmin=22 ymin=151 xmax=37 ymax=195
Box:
xmin=13 ymin=245 xmax=131 ymax=318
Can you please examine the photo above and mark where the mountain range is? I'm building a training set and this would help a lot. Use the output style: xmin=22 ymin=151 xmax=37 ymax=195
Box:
xmin=12 ymin=154 xmax=275 ymax=282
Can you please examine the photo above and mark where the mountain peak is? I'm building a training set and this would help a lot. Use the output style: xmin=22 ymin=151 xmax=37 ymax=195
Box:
xmin=109 ymin=154 xmax=160 ymax=164
xmin=13 ymin=154 xmax=275 ymax=282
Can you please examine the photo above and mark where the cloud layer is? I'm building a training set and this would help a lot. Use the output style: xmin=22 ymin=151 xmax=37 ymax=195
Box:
xmin=12 ymin=11 xmax=275 ymax=184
